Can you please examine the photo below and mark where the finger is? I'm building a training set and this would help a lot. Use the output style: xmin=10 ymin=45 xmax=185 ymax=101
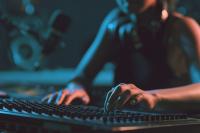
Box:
xmin=47 ymin=92 xmax=58 ymax=104
xmin=55 ymin=90 xmax=63 ymax=104
xmin=41 ymin=95 xmax=50 ymax=103
xmin=135 ymin=95 xmax=149 ymax=111
xmin=81 ymin=94 xmax=90 ymax=104
xmin=104 ymin=89 xmax=114 ymax=105
xmin=135 ymin=93 xmax=145 ymax=103
xmin=129 ymin=93 xmax=151 ymax=112
xmin=129 ymin=93 xmax=144 ymax=105
xmin=106 ymin=85 xmax=125 ymax=110
xmin=115 ymin=90 xmax=132 ymax=110
xmin=57 ymin=90 xmax=69 ymax=105
xmin=109 ymin=90 xmax=131 ymax=111
xmin=104 ymin=90 xmax=113 ymax=112
xmin=136 ymin=93 xmax=155 ymax=110
xmin=64 ymin=90 xmax=83 ymax=105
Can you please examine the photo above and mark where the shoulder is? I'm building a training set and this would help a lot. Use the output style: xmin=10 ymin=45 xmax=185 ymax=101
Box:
xmin=169 ymin=12 xmax=200 ymax=39
xmin=102 ymin=8 xmax=133 ymax=38
xmin=165 ymin=13 xmax=200 ymax=80
xmin=167 ymin=13 xmax=200 ymax=62
xmin=102 ymin=8 xmax=130 ymax=31
xmin=169 ymin=13 xmax=200 ymax=43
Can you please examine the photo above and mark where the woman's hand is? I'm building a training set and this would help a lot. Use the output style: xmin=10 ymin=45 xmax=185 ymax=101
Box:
xmin=104 ymin=83 xmax=159 ymax=112
xmin=42 ymin=82 xmax=90 ymax=105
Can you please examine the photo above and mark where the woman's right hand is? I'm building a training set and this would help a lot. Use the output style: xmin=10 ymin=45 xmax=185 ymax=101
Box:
xmin=104 ymin=83 xmax=160 ymax=112
xmin=42 ymin=82 xmax=90 ymax=105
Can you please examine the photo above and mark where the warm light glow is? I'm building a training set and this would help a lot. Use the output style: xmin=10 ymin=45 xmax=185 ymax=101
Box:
xmin=161 ymin=9 xmax=169 ymax=21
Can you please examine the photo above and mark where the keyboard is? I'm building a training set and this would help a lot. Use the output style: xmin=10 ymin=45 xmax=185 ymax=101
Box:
xmin=0 ymin=99 xmax=200 ymax=133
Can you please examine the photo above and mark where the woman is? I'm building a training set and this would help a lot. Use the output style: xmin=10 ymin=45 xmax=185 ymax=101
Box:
xmin=43 ymin=0 xmax=200 ymax=112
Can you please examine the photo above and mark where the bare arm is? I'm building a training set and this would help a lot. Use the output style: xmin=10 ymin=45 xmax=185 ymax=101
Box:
xmin=72 ymin=8 xmax=121 ymax=87
xmin=104 ymin=83 xmax=200 ymax=113
xmin=149 ymin=83 xmax=200 ymax=112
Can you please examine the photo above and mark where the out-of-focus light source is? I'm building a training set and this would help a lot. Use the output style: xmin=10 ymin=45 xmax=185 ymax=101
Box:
xmin=25 ymin=4 xmax=35 ymax=15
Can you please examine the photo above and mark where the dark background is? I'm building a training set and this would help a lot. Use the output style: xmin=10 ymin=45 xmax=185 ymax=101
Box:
xmin=0 ymin=0 xmax=199 ymax=70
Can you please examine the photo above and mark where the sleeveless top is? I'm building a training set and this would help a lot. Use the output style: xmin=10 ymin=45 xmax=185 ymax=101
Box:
xmin=110 ymin=14 xmax=191 ymax=90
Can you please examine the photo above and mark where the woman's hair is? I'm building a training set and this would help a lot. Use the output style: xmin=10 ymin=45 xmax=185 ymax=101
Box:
xmin=167 ymin=0 xmax=177 ymax=12
xmin=157 ymin=0 xmax=176 ymax=13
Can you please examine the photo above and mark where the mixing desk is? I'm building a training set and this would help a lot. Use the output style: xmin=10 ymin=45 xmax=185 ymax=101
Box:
xmin=0 ymin=99 xmax=200 ymax=133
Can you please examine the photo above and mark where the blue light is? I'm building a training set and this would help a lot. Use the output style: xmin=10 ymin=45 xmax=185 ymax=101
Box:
xmin=190 ymin=63 xmax=200 ymax=83
xmin=25 ymin=4 xmax=35 ymax=15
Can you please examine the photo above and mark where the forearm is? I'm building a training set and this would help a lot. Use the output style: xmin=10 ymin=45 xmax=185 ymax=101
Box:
xmin=73 ymin=31 xmax=116 ymax=88
xmin=148 ymin=83 xmax=200 ymax=112
xmin=72 ymin=10 xmax=122 ymax=87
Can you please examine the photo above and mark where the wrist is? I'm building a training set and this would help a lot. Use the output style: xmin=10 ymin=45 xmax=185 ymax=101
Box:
xmin=150 ymin=92 xmax=164 ymax=111
xmin=69 ymin=76 xmax=91 ymax=90
xmin=66 ymin=82 xmax=84 ymax=89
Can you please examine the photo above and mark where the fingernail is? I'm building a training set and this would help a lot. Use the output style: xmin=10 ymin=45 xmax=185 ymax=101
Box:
xmin=57 ymin=100 xmax=61 ymax=105
xmin=56 ymin=98 xmax=61 ymax=105
xmin=56 ymin=102 xmax=59 ymax=105
xmin=47 ymin=99 xmax=51 ymax=104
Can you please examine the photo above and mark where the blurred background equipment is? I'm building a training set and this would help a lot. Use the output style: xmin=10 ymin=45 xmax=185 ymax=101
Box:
xmin=0 ymin=0 xmax=115 ymax=70
xmin=10 ymin=34 xmax=41 ymax=70
xmin=0 ymin=7 xmax=70 ymax=70
xmin=42 ymin=10 xmax=70 ymax=56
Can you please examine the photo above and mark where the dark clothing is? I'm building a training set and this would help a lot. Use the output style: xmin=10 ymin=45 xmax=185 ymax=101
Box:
xmin=73 ymin=9 xmax=192 ymax=91
xmin=111 ymin=13 xmax=190 ymax=90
